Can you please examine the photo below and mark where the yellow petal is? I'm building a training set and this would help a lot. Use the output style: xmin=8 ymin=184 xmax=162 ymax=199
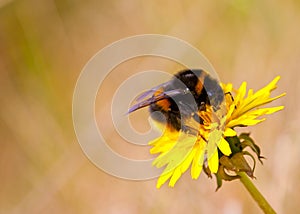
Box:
xmin=234 ymin=81 xmax=247 ymax=106
xmin=169 ymin=168 xmax=182 ymax=187
xmin=224 ymin=128 xmax=237 ymax=137
xmin=208 ymin=150 xmax=219 ymax=173
xmin=221 ymin=83 xmax=233 ymax=93
xmin=191 ymin=164 xmax=203 ymax=179
xmin=227 ymin=116 xmax=266 ymax=127
xmin=247 ymin=88 xmax=253 ymax=97
xmin=264 ymin=106 xmax=285 ymax=114
xmin=218 ymin=138 xmax=232 ymax=156
xmin=150 ymin=142 xmax=175 ymax=154
xmin=180 ymin=149 xmax=196 ymax=173
xmin=191 ymin=145 xmax=205 ymax=179
xmin=266 ymin=76 xmax=281 ymax=91
xmin=156 ymin=170 xmax=173 ymax=188
xmin=233 ymin=78 xmax=285 ymax=117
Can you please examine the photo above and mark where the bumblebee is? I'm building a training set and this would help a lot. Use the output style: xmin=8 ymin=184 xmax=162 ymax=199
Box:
xmin=129 ymin=69 xmax=225 ymax=133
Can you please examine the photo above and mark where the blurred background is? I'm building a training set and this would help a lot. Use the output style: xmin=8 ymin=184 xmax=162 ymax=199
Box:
xmin=1 ymin=0 xmax=299 ymax=213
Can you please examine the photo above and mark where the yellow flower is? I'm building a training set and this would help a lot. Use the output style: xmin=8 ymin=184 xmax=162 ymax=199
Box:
xmin=150 ymin=76 xmax=285 ymax=188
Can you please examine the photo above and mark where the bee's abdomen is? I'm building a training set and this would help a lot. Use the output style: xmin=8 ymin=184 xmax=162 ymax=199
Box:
xmin=149 ymin=100 xmax=182 ymax=130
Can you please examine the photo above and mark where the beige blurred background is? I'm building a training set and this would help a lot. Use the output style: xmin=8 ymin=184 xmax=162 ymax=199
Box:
xmin=1 ymin=0 xmax=299 ymax=213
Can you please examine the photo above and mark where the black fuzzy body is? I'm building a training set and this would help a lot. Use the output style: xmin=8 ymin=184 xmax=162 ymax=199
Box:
xmin=149 ymin=69 xmax=224 ymax=131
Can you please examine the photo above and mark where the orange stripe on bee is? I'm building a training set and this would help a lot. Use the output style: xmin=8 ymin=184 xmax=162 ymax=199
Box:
xmin=154 ymin=89 xmax=163 ymax=96
xmin=154 ymin=88 xmax=171 ymax=111
xmin=195 ymin=71 xmax=207 ymax=95
xmin=156 ymin=99 xmax=171 ymax=111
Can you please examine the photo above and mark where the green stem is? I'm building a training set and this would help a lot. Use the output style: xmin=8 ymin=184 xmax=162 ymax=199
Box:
xmin=238 ymin=172 xmax=276 ymax=214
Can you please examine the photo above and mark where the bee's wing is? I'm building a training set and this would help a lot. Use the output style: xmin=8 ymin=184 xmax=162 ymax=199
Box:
xmin=128 ymin=88 xmax=185 ymax=113
xmin=134 ymin=82 xmax=171 ymax=102
xmin=128 ymin=93 xmax=164 ymax=113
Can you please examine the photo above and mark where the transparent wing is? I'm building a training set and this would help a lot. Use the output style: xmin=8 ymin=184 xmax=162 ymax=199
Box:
xmin=134 ymin=82 xmax=170 ymax=102
xmin=128 ymin=88 xmax=186 ymax=113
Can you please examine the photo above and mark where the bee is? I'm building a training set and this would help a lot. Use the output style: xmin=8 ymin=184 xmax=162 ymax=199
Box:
xmin=128 ymin=69 xmax=225 ymax=134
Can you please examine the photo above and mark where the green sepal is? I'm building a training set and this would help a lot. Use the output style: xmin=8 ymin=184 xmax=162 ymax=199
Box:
xmin=203 ymin=164 xmax=212 ymax=178
xmin=215 ymin=165 xmax=240 ymax=191
xmin=239 ymin=133 xmax=265 ymax=164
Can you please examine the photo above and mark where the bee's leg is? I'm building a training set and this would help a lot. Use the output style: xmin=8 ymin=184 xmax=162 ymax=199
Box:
xmin=199 ymin=101 xmax=206 ymax=111
xmin=225 ymin=92 xmax=234 ymax=101
xmin=191 ymin=101 xmax=206 ymax=124
xmin=174 ymin=113 xmax=199 ymax=135
xmin=225 ymin=92 xmax=236 ymax=109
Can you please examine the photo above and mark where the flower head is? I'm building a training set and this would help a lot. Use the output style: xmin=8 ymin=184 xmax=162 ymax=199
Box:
xmin=149 ymin=76 xmax=285 ymax=188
